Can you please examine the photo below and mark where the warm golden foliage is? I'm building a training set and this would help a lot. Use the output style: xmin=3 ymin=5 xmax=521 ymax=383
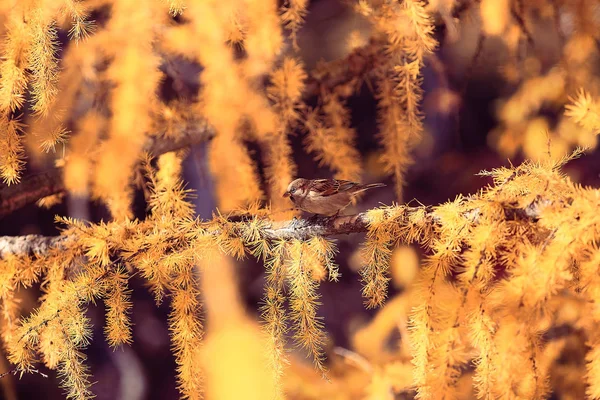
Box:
xmin=355 ymin=0 xmax=437 ymax=198
xmin=0 ymin=0 xmax=438 ymax=212
xmin=3 ymin=0 xmax=600 ymax=399
xmin=488 ymin=2 xmax=600 ymax=161
xmin=304 ymin=96 xmax=362 ymax=181
xmin=566 ymin=89 xmax=600 ymax=133
xmin=2 ymin=146 xmax=600 ymax=399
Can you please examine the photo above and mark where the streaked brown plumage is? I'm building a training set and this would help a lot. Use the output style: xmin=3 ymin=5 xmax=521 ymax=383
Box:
xmin=283 ymin=178 xmax=386 ymax=216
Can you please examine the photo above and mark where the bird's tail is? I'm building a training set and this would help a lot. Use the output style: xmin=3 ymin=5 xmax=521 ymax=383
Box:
xmin=355 ymin=182 xmax=386 ymax=194
xmin=363 ymin=183 xmax=386 ymax=190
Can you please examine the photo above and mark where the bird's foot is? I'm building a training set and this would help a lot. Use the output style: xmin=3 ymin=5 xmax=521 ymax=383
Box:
xmin=307 ymin=214 xmax=321 ymax=223
xmin=325 ymin=211 xmax=341 ymax=225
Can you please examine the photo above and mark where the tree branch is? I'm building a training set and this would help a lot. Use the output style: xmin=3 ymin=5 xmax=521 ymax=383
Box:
xmin=0 ymin=119 xmax=215 ymax=219
xmin=0 ymin=235 xmax=66 ymax=258
xmin=0 ymin=213 xmax=372 ymax=258
xmin=0 ymin=196 xmax=552 ymax=258
xmin=262 ymin=213 xmax=373 ymax=240
xmin=303 ymin=40 xmax=388 ymax=99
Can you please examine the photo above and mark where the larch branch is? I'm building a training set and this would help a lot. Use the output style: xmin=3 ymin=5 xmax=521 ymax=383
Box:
xmin=262 ymin=213 xmax=373 ymax=240
xmin=0 ymin=235 xmax=66 ymax=258
xmin=0 ymin=196 xmax=551 ymax=258
xmin=0 ymin=120 xmax=215 ymax=219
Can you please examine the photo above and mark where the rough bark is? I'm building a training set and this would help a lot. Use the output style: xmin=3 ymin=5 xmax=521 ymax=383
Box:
xmin=0 ymin=234 xmax=66 ymax=258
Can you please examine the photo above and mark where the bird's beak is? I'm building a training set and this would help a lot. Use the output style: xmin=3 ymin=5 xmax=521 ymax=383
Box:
xmin=283 ymin=191 xmax=290 ymax=198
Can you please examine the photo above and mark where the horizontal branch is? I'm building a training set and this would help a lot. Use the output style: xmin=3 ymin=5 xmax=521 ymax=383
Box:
xmin=0 ymin=214 xmax=372 ymax=258
xmin=0 ymin=196 xmax=550 ymax=258
xmin=0 ymin=119 xmax=215 ymax=219
xmin=262 ymin=213 xmax=372 ymax=240
xmin=0 ymin=235 xmax=66 ymax=258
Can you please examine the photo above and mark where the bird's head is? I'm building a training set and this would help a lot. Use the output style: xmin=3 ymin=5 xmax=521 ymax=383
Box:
xmin=283 ymin=178 xmax=308 ymax=199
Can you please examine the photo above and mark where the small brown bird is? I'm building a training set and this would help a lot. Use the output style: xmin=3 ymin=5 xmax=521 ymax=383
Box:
xmin=283 ymin=178 xmax=386 ymax=216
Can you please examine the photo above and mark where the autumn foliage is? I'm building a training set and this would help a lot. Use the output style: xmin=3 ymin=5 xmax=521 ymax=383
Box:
xmin=0 ymin=0 xmax=600 ymax=399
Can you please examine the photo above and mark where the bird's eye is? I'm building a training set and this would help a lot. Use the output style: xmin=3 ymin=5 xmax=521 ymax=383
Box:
xmin=290 ymin=187 xmax=297 ymax=194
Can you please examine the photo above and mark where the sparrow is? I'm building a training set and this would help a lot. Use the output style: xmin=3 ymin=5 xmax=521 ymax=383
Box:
xmin=283 ymin=178 xmax=386 ymax=216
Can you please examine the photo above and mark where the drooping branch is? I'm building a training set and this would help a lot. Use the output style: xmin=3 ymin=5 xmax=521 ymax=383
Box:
xmin=0 ymin=196 xmax=553 ymax=258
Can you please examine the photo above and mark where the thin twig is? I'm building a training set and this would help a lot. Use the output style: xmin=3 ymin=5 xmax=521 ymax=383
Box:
xmin=511 ymin=0 xmax=535 ymax=47
xmin=0 ymin=367 xmax=48 ymax=379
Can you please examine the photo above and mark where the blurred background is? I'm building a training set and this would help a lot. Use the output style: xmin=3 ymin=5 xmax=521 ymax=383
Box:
xmin=1 ymin=0 xmax=600 ymax=398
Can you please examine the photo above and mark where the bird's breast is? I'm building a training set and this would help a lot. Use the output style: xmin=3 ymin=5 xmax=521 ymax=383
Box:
xmin=297 ymin=193 xmax=353 ymax=216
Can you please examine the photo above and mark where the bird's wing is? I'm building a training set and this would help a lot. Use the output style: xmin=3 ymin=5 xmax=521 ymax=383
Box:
xmin=309 ymin=179 xmax=358 ymax=196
